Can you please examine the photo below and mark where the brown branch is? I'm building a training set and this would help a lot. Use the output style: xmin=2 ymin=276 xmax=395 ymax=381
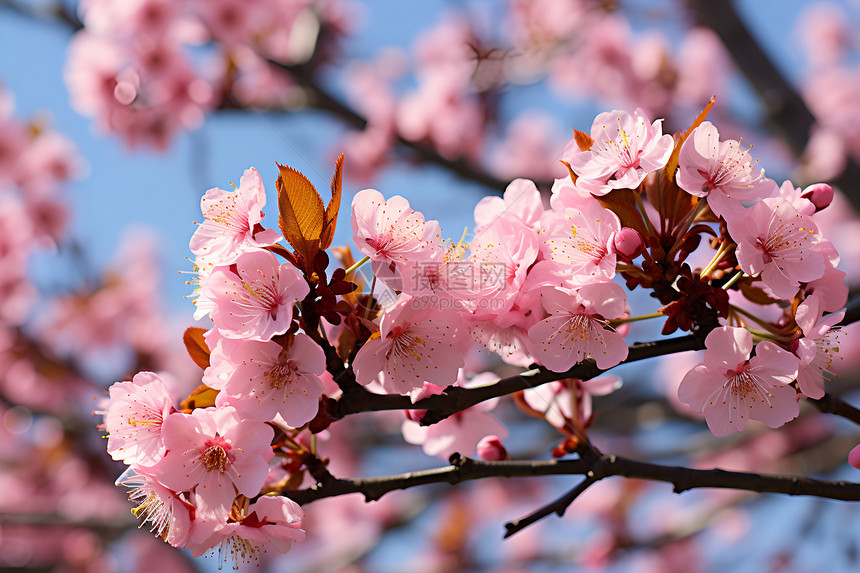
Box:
xmin=329 ymin=333 xmax=705 ymax=423
xmin=503 ymin=452 xmax=860 ymax=537
xmin=687 ymin=0 xmax=860 ymax=205
xmin=0 ymin=0 xmax=83 ymax=31
xmin=809 ymin=393 xmax=860 ymax=426
xmin=281 ymin=450 xmax=860 ymax=524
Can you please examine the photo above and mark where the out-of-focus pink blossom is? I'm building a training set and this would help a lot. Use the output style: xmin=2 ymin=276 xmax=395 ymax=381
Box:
xmin=402 ymin=374 xmax=508 ymax=459
xmin=678 ymin=326 xmax=799 ymax=436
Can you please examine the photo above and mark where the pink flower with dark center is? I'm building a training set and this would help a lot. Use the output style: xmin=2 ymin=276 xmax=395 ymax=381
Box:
xmin=115 ymin=468 xmax=191 ymax=547
xmin=187 ymin=495 xmax=305 ymax=564
xmin=677 ymin=121 xmax=777 ymax=219
xmin=203 ymin=249 xmax=308 ymax=341
xmin=190 ymin=167 xmax=281 ymax=266
xmin=352 ymin=294 xmax=467 ymax=395
xmin=351 ymin=189 xmax=440 ymax=286
xmin=104 ymin=371 xmax=174 ymax=466
xmin=792 ymin=294 xmax=844 ymax=399
xmin=151 ymin=407 xmax=274 ymax=520
xmin=565 ymin=108 xmax=673 ymax=196
xmin=213 ymin=334 xmax=326 ymax=426
xmin=730 ymin=197 xmax=824 ymax=300
xmin=678 ymin=326 xmax=799 ymax=436
xmin=528 ymin=282 xmax=629 ymax=372
xmin=541 ymin=202 xmax=621 ymax=284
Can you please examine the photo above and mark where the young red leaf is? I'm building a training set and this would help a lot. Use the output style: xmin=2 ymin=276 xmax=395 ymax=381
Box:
xmin=276 ymin=162 xmax=325 ymax=271
xmin=320 ymin=153 xmax=344 ymax=250
xmin=182 ymin=326 xmax=211 ymax=370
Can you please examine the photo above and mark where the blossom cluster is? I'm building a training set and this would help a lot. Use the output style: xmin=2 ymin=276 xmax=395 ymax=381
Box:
xmin=102 ymin=106 xmax=851 ymax=564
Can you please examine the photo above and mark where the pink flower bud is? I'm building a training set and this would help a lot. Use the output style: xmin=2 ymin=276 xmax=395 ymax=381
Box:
xmin=849 ymin=444 xmax=860 ymax=470
xmin=800 ymin=183 xmax=834 ymax=212
xmin=477 ymin=435 xmax=509 ymax=461
xmin=612 ymin=227 xmax=645 ymax=260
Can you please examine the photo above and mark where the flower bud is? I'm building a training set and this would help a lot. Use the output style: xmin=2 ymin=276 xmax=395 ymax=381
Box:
xmin=476 ymin=435 xmax=509 ymax=461
xmin=800 ymin=183 xmax=834 ymax=212
xmin=612 ymin=227 xmax=645 ymax=261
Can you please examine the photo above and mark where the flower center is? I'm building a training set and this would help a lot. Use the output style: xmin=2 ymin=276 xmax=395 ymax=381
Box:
xmin=202 ymin=436 xmax=233 ymax=472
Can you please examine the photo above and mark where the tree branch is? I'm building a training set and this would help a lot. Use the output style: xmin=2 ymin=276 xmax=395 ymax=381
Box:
xmin=329 ymin=333 xmax=705 ymax=423
xmin=281 ymin=451 xmax=860 ymax=518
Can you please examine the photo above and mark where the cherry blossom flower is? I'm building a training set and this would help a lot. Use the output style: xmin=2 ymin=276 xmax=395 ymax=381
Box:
xmin=151 ymin=407 xmax=274 ymax=520
xmin=476 ymin=435 xmax=509 ymax=461
xmin=678 ymin=326 xmax=800 ymax=436
xmin=473 ymin=178 xmax=544 ymax=233
xmin=351 ymin=188 xmax=441 ymax=287
xmin=676 ymin=121 xmax=777 ymax=219
xmin=189 ymin=167 xmax=280 ymax=266
xmin=528 ymin=282 xmax=629 ymax=372
xmin=792 ymin=294 xmax=844 ymax=399
xmin=212 ymin=334 xmax=326 ymax=427
xmin=203 ymin=249 xmax=308 ymax=341
xmin=115 ymin=468 xmax=191 ymax=547
xmin=565 ymin=108 xmax=673 ymax=196
xmin=541 ymin=202 xmax=621 ymax=284
xmin=730 ymin=197 xmax=824 ymax=300
xmin=186 ymin=495 xmax=305 ymax=564
xmin=523 ymin=375 xmax=622 ymax=430
xmin=352 ymin=294 xmax=468 ymax=395
xmin=401 ymin=375 xmax=508 ymax=459
xmin=104 ymin=372 xmax=174 ymax=467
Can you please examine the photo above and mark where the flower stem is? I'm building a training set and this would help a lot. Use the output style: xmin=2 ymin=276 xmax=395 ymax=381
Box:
xmin=633 ymin=191 xmax=657 ymax=239
xmin=608 ymin=312 xmax=664 ymax=327
xmin=666 ymin=199 xmax=708 ymax=261
xmin=345 ymin=255 xmax=370 ymax=276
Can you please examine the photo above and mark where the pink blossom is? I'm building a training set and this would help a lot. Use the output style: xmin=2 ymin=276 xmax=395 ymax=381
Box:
xmin=676 ymin=121 xmax=777 ymax=219
xmin=189 ymin=167 xmax=280 ymax=266
xmin=792 ymin=294 xmax=844 ymax=399
xmin=473 ymin=178 xmax=544 ymax=234
xmin=564 ymin=108 xmax=673 ymax=196
xmin=678 ymin=326 xmax=800 ymax=436
xmin=151 ymin=407 xmax=274 ymax=519
xmin=351 ymin=189 xmax=441 ymax=286
xmin=730 ymin=197 xmax=824 ymax=300
xmin=528 ymin=282 xmax=629 ymax=372
xmin=104 ymin=372 xmax=174 ymax=466
xmin=352 ymin=295 xmax=468 ymax=395
xmin=204 ymin=249 xmax=308 ymax=341
xmin=115 ymin=468 xmax=191 ymax=547
xmin=186 ymin=495 xmax=305 ymax=564
xmin=541 ymin=202 xmax=621 ymax=283
xmin=213 ymin=334 xmax=326 ymax=426
xmin=401 ymin=375 xmax=508 ymax=459
xmin=522 ymin=375 xmax=622 ymax=430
